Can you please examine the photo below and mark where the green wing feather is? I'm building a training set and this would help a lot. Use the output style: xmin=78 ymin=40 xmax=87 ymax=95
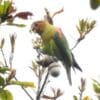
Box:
xmin=53 ymin=30 xmax=73 ymax=85
xmin=53 ymin=31 xmax=73 ymax=65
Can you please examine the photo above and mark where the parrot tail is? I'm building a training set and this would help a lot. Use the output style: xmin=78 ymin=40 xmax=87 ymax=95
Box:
xmin=64 ymin=64 xmax=72 ymax=85
xmin=67 ymin=67 xmax=72 ymax=85
xmin=63 ymin=53 xmax=82 ymax=85
xmin=72 ymin=53 xmax=82 ymax=72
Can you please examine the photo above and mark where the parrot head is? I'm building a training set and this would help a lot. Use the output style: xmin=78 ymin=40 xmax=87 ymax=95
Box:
xmin=31 ymin=20 xmax=46 ymax=35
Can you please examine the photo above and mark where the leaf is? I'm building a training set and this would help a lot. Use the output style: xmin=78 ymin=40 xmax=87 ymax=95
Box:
xmin=92 ymin=79 xmax=100 ymax=85
xmin=90 ymin=0 xmax=100 ymax=10
xmin=93 ymin=83 xmax=100 ymax=93
xmin=76 ymin=25 xmax=81 ymax=33
xmin=76 ymin=19 xmax=96 ymax=40
xmin=7 ymin=23 xmax=26 ymax=27
xmin=0 ymin=90 xmax=13 ymax=100
xmin=0 ymin=76 xmax=5 ymax=86
xmin=73 ymin=95 xmax=78 ymax=100
xmin=9 ymin=80 xmax=36 ymax=88
xmin=83 ymin=96 xmax=90 ymax=100
xmin=0 ymin=5 xmax=4 ymax=16
xmin=0 ymin=0 xmax=11 ymax=17
xmin=0 ymin=67 xmax=10 ymax=74
xmin=14 ymin=12 xmax=33 ymax=19
xmin=92 ymin=79 xmax=100 ymax=93
xmin=3 ymin=1 xmax=11 ymax=15
xmin=90 ymin=20 xmax=96 ymax=29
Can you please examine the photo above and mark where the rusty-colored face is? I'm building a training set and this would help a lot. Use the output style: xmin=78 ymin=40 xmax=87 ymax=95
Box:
xmin=31 ymin=20 xmax=45 ymax=35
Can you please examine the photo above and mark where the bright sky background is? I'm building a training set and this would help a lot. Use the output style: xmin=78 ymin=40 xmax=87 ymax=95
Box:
xmin=0 ymin=0 xmax=100 ymax=100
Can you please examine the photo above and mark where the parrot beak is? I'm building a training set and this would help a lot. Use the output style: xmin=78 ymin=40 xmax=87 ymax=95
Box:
xmin=30 ymin=23 xmax=36 ymax=33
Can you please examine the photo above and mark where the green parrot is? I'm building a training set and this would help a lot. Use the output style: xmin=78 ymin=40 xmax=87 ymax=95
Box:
xmin=31 ymin=20 xmax=82 ymax=85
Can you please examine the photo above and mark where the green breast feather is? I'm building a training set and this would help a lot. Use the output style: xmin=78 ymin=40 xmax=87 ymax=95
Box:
xmin=41 ymin=22 xmax=55 ymax=43
xmin=42 ymin=39 xmax=61 ymax=58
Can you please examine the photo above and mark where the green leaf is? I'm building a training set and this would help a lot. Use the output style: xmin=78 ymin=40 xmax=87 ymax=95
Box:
xmin=7 ymin=23 xmax=26 ymax=27
xmin=92 ymin=79 xmax=100 ymax=93
xmin=9 ymin=80 xmax=36 ymax=88
xmin=90 ymin=20 xmax=96 ymax=29
xmin=90 ymin=0 xmax=100 ymax=10
xmin=0 ymin=90 xmax=13 ymax=100
xmin=93 ymin=83 xmax=100 ymax=93
xmin=0 ymin=67 xmax=10 ymax=74
xmin=76 ymin=25 xmax=81 ymax=33
xmin=3 ymin=1 xmax=11 ymax=15
xmin=79 ymin=19 xmax=85 ymax=33
xmin=0 ymin=5 xmax=4 ymax=16
xmin=73 ymin=95 xmax=78 ymax=100
xmin=0 ymin=76 xmax=5 ymax=86
xmin=92 ymin=79 xmax=100 ymax=85
xmin=0 ymin=0 xmax=11 ymax=17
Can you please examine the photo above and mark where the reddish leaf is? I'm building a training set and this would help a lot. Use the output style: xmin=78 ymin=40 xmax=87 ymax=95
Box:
xmin=14 ymin=12 xmax=33 ymax=19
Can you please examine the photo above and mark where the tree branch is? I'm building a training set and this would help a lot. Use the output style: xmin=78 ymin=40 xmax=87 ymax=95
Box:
xmin=52 ymin=8 xmax=64 ymax=18
xmin=36 ymin=70 xmax=49 ymax=100
xmin=1 ymin=48 xmax=34 ymax=100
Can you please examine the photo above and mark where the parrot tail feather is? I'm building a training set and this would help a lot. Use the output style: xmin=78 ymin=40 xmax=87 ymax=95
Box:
xmin=73 ymin=59 xmax=82 ymax=72
xmin=72 ymin=53 xmax=82 ymax=72
xmin=64 ymin=65 xmax=72 ymax=85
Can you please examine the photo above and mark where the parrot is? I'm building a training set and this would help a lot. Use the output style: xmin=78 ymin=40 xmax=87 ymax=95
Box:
xmin=31 ymin=20 xmax=82 ymax=85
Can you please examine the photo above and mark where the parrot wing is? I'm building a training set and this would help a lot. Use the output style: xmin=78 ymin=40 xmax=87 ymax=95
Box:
xmin=52 ymin=28 xmax=82 ymax=85
xmin=53 ymin=29 xmax=73 ymax=85
xmin=71 ymin=53 xmax=82 ymax=72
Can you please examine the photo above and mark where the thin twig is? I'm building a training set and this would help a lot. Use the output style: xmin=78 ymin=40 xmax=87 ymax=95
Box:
xmin=36 ymin=67 xmax=41 ymax=99
xmin=36 ymin=70 xmax=49 ymax=100
xmin=79 ymin=92 xmax=83 ymax=100
xmin=44 ymin=8 xmax=64 ymax=25
xmin=14 ymin=77 xmax=34 ymax=100
xmin=1 ymin=48 xmax=34 ymax=100
xmin=44 ymin=8 xmax=53 ymax=25
xmin=1 ymin=48 xmax=7 ymax=66
xmin=9 ymin=52 xmax=13 ymax=68
xmin=71 ymin=40 xmax=80 ymax=50
xmin=52 ymin=8 xmax=64 ymax=18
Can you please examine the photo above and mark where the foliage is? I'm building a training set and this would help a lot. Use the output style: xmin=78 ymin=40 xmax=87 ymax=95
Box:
xmin=0 ymin=90 xmax=13 ymax=100
xmin=0 ymin=0 xmax=99 ymax=100
xmin=72 ymin=19 xmax=96 ymax=50
xmin=0 ymin=0 xmax=33 ymax=27
xmin=92 ymin=79 xmax=100 ymax=99
xmin=73 ymin=78 xmax=91 ymax=100
xmin=0 ymin=36 xmax=36 ymax=100
xmin=0 ymin=0 xmax=35 ymax=100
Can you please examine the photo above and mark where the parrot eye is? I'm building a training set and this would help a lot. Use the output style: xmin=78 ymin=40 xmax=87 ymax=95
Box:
xmin=34 ymin=23 xmax=38 ymax=27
